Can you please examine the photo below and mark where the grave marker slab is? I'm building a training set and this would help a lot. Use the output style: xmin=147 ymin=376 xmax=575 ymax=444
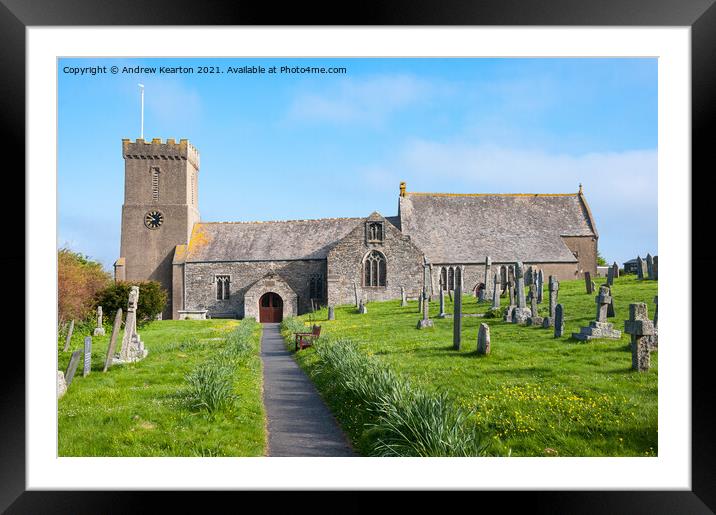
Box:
xmin=438 ymin=288 xmax=447 ymax=318
xmin=646 ymin=254 xmax=655 ymax=280
xmin=536 ymin=269 xmax=544 ymax=304
xmin=584 ymin=272 xmax=594 ymax=294
xmin=65 ymin=350 xmax=82 ymax=387
xmin=83 ymin=336 xmax=92 ymax=377
xmin=491 ymin=273 xmax=501 ymax=309
xmin=453 ymin=269 xmax=462 ymax=350
xmin=401 ymin=286 xmax=408 ymax=307
xmin=554 ymin=304 xmax=565 ymax=338
xmin=328 ymin=306 xmax=335 ymax=320
xmin=572 ymin=286 xmax=622 ymax=341
xmin=477 ymin=323 xmax=491 ymax=355
xmin=93 ymin=306 xmax=105 ymax=336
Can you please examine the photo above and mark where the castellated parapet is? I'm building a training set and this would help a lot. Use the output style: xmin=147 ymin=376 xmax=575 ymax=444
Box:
xmin=122 ymin=138 xmax=200 ymax=169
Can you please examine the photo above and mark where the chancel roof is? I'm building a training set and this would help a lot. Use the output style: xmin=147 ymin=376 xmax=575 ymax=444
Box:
xmin=398 ymin=192 xmax=596 ymax=264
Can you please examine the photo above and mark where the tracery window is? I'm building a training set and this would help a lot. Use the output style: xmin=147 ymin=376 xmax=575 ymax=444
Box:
xmin=216 ymin=275 xmax=230 ymax=300
xmin=364 ymin=251 xmax=386 ymax=287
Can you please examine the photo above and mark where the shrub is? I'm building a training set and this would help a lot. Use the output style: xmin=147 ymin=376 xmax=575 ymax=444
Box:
xmin=94 ymin=280 xmax=168 ymax=326
xmin=185 ymin=362 xmax=236 ymax=413
xmin=58 ymin=247 xmax=111 ymax=324
xmin=484 ymin=307 xmax=502 ymax=319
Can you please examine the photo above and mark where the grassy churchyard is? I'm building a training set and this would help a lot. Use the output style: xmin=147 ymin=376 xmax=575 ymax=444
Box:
xmin=281 ymin=275 xmax=658 ymax=457
xmin=57 ymin=319 xmax=265 ymax=457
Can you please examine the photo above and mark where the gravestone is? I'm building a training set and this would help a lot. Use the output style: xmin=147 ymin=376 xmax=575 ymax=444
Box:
xmin=353 ymin=281 xmax=359 ymax=308
xmin=625 ymin=303 xmax=655 ymax=372
xmin=636 ymin=256 xmax=647 ymax=279
xmin=646 ymin=254 xmax=655 ymax=280
xmin=653 ymin=256 xmax=658 ymax=279
xmin=511 ymin=262 xmax=530 ymax=324
xmin=508 ymin=278 xmax=515 ymax=306
xmin=417 ymin=267 xmax=434 ymax=328
xmin=491 ymin=273 xmax=501 ymax=309
xmin=477 ymin=323 xmax=490 ymax=355
xmin=607 ymin=295 xmax=615 ymax=318
xmin=572 ymin=285 xmax=622 ymax=341
xmin=542 ymin=275 xmax=559 ymax=328
xmin=93 ymin=306 xmax=105 ymax=336
xmin=359 ymin=299 xmax=368 ymax=314
xmin=83 ymin=336 xmax=92 ymax=377
xmin=64 ymin=350 xmax=82 ymax=387
xmin=536 ymin=269 xmax=544 ymax=304
xmin=607 ymin=265 xmax=615 ymax=286
xmin=482 ymin=256 xmax=492 ymax=302
xmin=554 ymin=303 xmax=564 ymax=338
xmin=453 ymin=269 xmax=462 ymax=350
xmin=503 ymin=305 xmax=515 ymax=322
xmin=612 ymin=261 xmax=620 ymax=279
xmin=401 ymin=286 xmax=408 ymax=307
xmin=438 ymin=287 xmax=447 ymax=318
xmin=584 ymin=272 xmax=594 ymax=294
xmin=526 ymin=288 xmax=544 ymax=326
xmin=63 ymin=319 xmax=74 ymax=352
xmin=118 ymin=286 xmax=148 ymax=363
xmin=103 ymin=308 xmax=123 ymax=372
xmin=418 ymin=295 xmax=423 ymax=314
xmin=57 ymin=371 xmax=67 ymax=399
xmin=328 ymin=306 xmax=335 ymax=320
xmin=653 ymin=296 xmax=658 ymax=328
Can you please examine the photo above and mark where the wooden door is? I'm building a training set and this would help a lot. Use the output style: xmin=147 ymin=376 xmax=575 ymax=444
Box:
xmin=259 ymin=292 xmax=283 ymax=323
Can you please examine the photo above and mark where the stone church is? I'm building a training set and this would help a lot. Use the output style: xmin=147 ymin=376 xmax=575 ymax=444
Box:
xmin=114 ymin=138 xmax=598 ymax=322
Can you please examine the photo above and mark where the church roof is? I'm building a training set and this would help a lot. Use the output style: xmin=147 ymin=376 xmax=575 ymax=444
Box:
xmin=184 ymin=218 xmax=364 ymax=262
xmin=398 ymin=191 xmax=596 ymax=264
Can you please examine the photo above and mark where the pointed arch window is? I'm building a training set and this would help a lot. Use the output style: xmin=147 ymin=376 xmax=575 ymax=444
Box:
xmin=151 ymin=167 xmax=160 ymax=202
xmin=440 ymin=267 xmax=448 ymax=290
xmin=448 ymin=267 xmax=455 ymax=290
xmin=364 ymin=251 xmax=386 ymax=287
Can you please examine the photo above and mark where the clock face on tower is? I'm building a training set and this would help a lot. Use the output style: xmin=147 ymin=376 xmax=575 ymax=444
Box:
xmin=144 ymin=210 xmax=164 ymax=229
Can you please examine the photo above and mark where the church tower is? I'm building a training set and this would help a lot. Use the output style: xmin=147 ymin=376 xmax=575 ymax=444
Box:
xmin=114 ymin=138 xmax=200 ymax=319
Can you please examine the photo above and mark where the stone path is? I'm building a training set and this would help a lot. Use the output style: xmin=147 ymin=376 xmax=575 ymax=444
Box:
xmin=260 ymin=323 xmax=355 ymax=457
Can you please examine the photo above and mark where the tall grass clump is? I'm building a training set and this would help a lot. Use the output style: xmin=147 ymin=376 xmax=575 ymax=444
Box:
xmin=313 ymin=339 xmax=492 ymax=457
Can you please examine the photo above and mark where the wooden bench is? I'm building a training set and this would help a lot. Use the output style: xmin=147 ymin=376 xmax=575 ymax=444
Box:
xmin=294 ymin=325 xmax=321 ymax=351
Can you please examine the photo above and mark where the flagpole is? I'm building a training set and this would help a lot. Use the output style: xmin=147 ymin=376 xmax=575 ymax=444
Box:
xmin=138 ymin=83 xmax=144 ymax=139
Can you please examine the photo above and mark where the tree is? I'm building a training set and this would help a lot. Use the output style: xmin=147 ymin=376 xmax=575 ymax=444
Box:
xmin=596 ymin=249 xmax=607 ymax=266
xmin=58 ymin=247 xmax=111 ymax=324
xmin=94 ymin=280 xmax=168 ymax=326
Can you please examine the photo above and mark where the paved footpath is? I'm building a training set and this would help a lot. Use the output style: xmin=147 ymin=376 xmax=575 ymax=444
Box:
xmin=261 ymin=323 xmax=355 ymax=457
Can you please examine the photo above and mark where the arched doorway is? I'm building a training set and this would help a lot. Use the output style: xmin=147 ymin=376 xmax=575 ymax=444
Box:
xmin=259 ymin=292 xmax=283 ymax=323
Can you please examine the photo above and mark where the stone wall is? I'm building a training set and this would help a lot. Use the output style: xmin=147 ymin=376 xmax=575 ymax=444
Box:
xmin=561 ymin=235 xmax=598 ymax=278
xmin=326 ymin=213 xmax=424 ymax=306
xmin=184 ymin=259 xmax=326 ymax=318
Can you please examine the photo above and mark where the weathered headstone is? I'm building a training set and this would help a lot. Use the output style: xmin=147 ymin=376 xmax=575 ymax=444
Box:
xmin=93 ymin=306 xmax=106 ymax=336
xmin=491 ymin=273 xmax=501 ymax=309
xmin=103 ymin=308 xmax=123 ymax=372
xmin=511 ymin=262 xmax=530 ymax=324
xmin=118 ymin=286 xmax=148 ymax=363
xmin=653 ymin=256 xmax=658 ymax=279
xmin=417 ymin=295 xmax=423 ymax=314
xmin=526 ymin=287 xmax=544 ymax=326
xmin=543 ymin=275 xmax=559 ymax=327
xmin=607 ymin=295 xmax=615 ymax=318
xmin=612 ymin=261 xmax=620 ymax=279
xmin=438 ymin=287 xmax=447 ymax=318
xmin=477 ymin=323 xmax=490 ymax=355
xmin=584 ymin=271 xmax=594 ymax=294
xmin=636 ymin=256 xmax=647 ymax=280
xmin=625 ymin=303 xmax=655 ymax=372
xmin=508 ymin=278 xmax=515 ymax=306
xmin=653 ymin=296 xmax=658 ymax=329
xmin=83 ymin=336 xmax=92 ymax=377
xmin=64 ymin=350 xmax=82 ymax=387
xmin=359 ymin=299 xmax=368 ymax=314
xmin=401 ymin=286 xmax=408 ymax=307
xmin=417 ymin=266 xmax=434 ymax=329
xmin=63 ymin=319 xmax=75 ymax=352
xmin=482 ymin=256 xmax=492 ymax=302
xmin=353 ymin=281 xmax=359 ymax=308
xmin=554 ymin=304 xmax=564 ymax=338
xmin=328 ymin=306 xmax=335 ymax=320
xmin=606 ymin=265 xmax=615 ymax=286
xmin=453 ymin=268 xmax=462 ymax=350
xmin=57 ymin=371 xmax=67 ymax=399
xmin=572 ymin=285 xmax=622 ymax=341
xmin=646 ymin=254 xmax=655 ymax=280
xmin=536 ymin=269 xmax=544 ymax=304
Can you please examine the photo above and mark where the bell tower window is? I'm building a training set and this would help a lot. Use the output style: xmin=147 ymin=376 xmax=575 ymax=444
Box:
xmin=151 ymin=167 xmax=160 ymax=202
xmin=366 ymin=221 xmax=384 ymax=243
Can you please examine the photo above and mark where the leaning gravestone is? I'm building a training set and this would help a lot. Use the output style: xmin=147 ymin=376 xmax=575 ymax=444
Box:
xmin=64 ymin=350 xmax=82 ymax=387
xmin=554 ymin=303 xmax=565 ymax=338
xmin=477 ymin=323 xmax=491 ymax=355
xmin=63 ymin=319 xmax=74 ymax=352
xmin=511 ymin=262 xmax=530 ymax=324
xmin=117 ymin=286 xmax=148 ymax=363
xmin=328 ymin=306 xmax=335 ymax=321
xmin=103 ymin=308 xmax=123 ymax=372
xmin=57 ymin=371 xmax=67 ymax=399
xmin=584 ymin=271 xmax=594 ymax=294
xmin=625 ymin=302 xmax=655 ymax=372
xmin=572 ymin=285 xmax=622 ymax=341
xmin=453 ymin=269 xmax=463 ymax=350
xmin=83 ymin=336 xmax=92 ymax=377
xmin=93 ymin=306 xmax=105 ymax=336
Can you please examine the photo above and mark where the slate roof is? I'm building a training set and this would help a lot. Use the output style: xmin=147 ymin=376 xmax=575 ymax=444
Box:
xmin=398 ymin=192 xmax=596 ymax=264
xmin=184 ymin=218 xmax=363 ymax=262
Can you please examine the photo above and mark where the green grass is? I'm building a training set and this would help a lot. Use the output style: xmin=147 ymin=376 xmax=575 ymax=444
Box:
xmin=58 ymin=318 xmax=266 ymax=457
xmin=283 ymin=275 xmax=658 ymax=457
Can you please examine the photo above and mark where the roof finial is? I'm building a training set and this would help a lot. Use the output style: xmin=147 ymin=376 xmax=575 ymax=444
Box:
xmin=578 ymin=183 xmax=583 ymax=194
xmin=400 ymin=181 xmax=406 ymax=197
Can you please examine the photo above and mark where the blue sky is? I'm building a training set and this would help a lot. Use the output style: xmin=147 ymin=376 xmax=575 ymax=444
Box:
xmin=58 ymin=57 xmax=657 ymax=271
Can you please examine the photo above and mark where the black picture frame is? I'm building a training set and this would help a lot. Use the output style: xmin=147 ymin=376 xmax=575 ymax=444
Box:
xmin=5 ymin=0 xmax=713 ymax=512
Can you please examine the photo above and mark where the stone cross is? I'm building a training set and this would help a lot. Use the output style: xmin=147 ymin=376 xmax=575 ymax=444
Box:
xmin=119 ymin=286 xmax=147 ymax=363
xmin=65 ymin=350 xmax=82 ymax=387
xmin=93 ymin=306 xmax=106 ymax=336
xmin=83 ymin=336 xmax=92 ymax=377
xmin=401 ymin=286 xmax=408 ymax=307
xmin=584 ymin=271 xmax=594 ymax=294
xmin=491 ymin=272 xmax=500 ymax=309
xmin=103 ymin=308 xmax=123 ymax=372
xmin=483 ymin=256 xmax=492 ymax=301
xmin=554 ymin=303 xmax=564 ymax=338
xmin=477 ymin=323 xmax=490 ymax=355
xmin=63 ymin=319 xmax=74 ymax=352
xmin=536 ymin=269 xmax=544 ymax=304
xmin=453 ymin=268 xmax=462 ymax=350
xmin=624 ymin=303 xmax=655 ymax=372
xmin=646 ymin=254 xmax=655 ymax=280
xmin=328 ymin=306 xmax=335 ymax=320
xmin=595 ymin=285 xmax=611 ymax=322
xmin=438 ymin=287 xmax=447 ymax=318
xmin=572 ymin=285 xmax=622 ymax=341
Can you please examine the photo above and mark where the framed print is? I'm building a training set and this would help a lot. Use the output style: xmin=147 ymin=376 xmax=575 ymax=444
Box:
xmin=5 ymin=0 xmax=715 ymax=512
